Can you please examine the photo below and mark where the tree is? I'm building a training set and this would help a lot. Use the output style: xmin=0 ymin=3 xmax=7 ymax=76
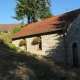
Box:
xmin=13 ymin=0 xmax=52 ymax=24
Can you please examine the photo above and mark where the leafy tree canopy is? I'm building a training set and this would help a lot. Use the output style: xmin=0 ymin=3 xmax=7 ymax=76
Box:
xmin=13 ymin=0 xmax=52 ymax=24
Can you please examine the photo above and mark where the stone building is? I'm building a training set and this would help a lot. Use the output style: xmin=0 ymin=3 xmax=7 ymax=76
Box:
xmin=12 ymin=9 xmax=80 ymax=66
xmin=0 ymin=24 xmax=20 ymax=33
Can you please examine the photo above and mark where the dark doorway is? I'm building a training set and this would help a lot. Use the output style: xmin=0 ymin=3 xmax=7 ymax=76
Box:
xmin=72 ymin=43 xmax=79 ymax=67
xmin=37 ymin=36 xmax=42 ymax=50
xmin=39 ymin=41 xmax=42 ymax=50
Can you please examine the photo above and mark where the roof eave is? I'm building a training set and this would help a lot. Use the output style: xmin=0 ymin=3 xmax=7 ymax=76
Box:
xmin=12 ymin=28 xmax=63 ymax=40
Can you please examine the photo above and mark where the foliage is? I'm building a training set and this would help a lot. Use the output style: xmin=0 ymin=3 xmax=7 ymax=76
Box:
xmin=32 ymin=37 xmax=41 ymax=45
xmin=0 ymin=33 xmax=27 ymax=53
xmin=19 ymin=39 xmax=26 ymax=46
xmin=0 ymin=33 xmax=12 ymax=43
xmin=0 ymin=33 xmax=15 ymax=49
xmin=20 ymin=21 xmax=25 ymax=28
xmin=0 ymin=33 xmax=5 ymax=36
xmin=0 ymin=39 xmax=15 ymax=49
xmin=13 ymin=0 xmax=53 ymax=23
xmin=12 ymin=27 xmax=22 ymax=34
xmin=6 ymin=43 xmax=16 ymax=49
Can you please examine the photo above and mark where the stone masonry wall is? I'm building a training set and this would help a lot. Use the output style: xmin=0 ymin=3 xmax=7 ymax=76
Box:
xmin=24 ymin=32 xmax=66 ymax=62
xmin=26 ymin=37 xmax=42 ymax=55
xmin=12 ymin=39 xmax=21 ymax=47
xmin=12 ymin=39 xmax=26 ymax=50
xmin=66 ymin=14 xmax=80 ymax=66
xmin=41 ymin=32 xmax=66 ymax=62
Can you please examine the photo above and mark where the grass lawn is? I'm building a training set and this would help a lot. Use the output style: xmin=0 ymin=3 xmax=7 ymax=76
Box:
xmin=0 ymin=33 xmax=5 ymax=36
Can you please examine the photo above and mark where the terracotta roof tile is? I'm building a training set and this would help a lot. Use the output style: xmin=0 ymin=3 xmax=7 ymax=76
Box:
xmin=0 ymin=24 xmax=10 ymax=32
xmin=12 ymin=9 xmax=80 ymax=39
xmin=0 ymin=24 xmax=21 ymax=32
xmin=9 ymin=24 xmax=20 ymax=32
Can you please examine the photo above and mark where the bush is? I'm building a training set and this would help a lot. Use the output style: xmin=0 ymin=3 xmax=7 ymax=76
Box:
xmin=32 ymin=37 xmax=41 ymax=45
xmin=7 ymin=43 xmax=16 ymax=49
xmin=19 ymin=39 xmax=26 ymax=46
xmin=12 ymin=27 xmax=22 ymax=34
xmin=0 ymin=33 xmax=12 ymax=43
xmin=0 ymin=33 xmax=5 ymax=36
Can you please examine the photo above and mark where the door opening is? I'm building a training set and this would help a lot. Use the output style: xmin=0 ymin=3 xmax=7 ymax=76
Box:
xmin=72 ymin=43 xmax=78 ymax=67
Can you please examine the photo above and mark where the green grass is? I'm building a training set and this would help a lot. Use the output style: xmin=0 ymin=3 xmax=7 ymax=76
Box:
xmin=0 ymin=33 xmax=26 ymax=53
xmin=0 ymin=33 xmax=5 ymax=36
xmin=6 ymin=43 xmax=16 ymax=49
xmin=0 ymin=33 xmax=12 ymax=43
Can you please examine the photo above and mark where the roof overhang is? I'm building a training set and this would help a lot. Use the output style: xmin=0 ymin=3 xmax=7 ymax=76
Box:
xmin=12 ymin=28 xmax=63 ymax=40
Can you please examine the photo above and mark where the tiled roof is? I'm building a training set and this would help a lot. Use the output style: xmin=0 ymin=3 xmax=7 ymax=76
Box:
xmin=12 ymin=9 xmax=80 ymax=39
xmin=0 ymin=24 xmax=21 ymax=32
xmin=0 ymin=24 xmax=10 ymax=32
xmin=0 ymin=24 xmax=1 ymax=28
xmin=0 ymin=25 xmax=2 ymax=32
xmin=0 ymin=24 xmax=1 ymax=27
xmin=9 ymin=24 xmax=20 ymax=32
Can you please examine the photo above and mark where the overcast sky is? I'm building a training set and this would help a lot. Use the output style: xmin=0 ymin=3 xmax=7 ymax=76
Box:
xmin=0 ymin=0 xmax=80 ymax=24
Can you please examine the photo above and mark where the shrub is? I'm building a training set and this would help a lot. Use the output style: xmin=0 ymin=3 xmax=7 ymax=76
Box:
xmin=19 ymin=39 xmax=26 ymax=46
xmin=0 ymin=33 xmax=12 ymax=43
xmin=32 ymin=37 xmax=41 ymax=45
xmin=7 ymin=43 xmax=16 ymax=49
xmin=12 ymin=27 xmax=22 ymax=34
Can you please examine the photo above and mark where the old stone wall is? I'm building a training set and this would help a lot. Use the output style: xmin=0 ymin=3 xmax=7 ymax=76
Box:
xmin=66 ymin=14 xmax=80 ymax=66
xmin=12 ymin=39 xmax=21 ymax=47
xmin=25 ymin=32 xmax=66 ymax=62
xmin=26 ymin=37 xmax=42 ymax=55
xmin=12 ymin=39 xmax=26 ymax=50
xmin=41 ymin=32 xmax=66 ymax=62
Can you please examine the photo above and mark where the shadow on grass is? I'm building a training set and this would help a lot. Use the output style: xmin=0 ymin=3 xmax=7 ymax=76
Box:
xmin=0 ymin=39 xmax=80 ymax=80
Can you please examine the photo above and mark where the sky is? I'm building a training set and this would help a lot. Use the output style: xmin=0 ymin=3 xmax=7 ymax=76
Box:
xmin=0 ymin=0 xmax=80 ymax=24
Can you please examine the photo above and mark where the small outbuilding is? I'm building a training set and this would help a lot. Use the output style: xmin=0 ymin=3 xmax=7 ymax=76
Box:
xmin=12 ymin=9 xmax=80 ymax=67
